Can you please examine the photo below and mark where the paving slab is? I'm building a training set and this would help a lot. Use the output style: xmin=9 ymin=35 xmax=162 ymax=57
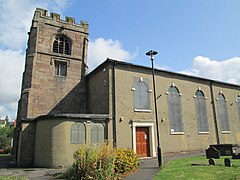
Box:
xmin=0 ymin=168 xmax=63 ymax=179
xmin=124 ymin=152 xmax=204 ymax=180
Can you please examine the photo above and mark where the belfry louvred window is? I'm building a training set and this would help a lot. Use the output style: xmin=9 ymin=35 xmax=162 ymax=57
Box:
xmin=53 ymin=35 xmax=71 ymax=55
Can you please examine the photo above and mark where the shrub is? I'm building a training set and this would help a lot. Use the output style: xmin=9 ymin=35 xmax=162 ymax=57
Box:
xmin=63 ymin=144 xmax=138 ymax=179
xmin=0 ymin=123 xmax=13 ymax=151
xmin=114 ymin=148 xmax=138 ymax=174
xmin=64 ymin=144 xmax=115 ymax=180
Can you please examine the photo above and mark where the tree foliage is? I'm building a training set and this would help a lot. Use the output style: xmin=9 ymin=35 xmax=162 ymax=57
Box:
xmin=0 ymin=122 xmax=13 ymax=151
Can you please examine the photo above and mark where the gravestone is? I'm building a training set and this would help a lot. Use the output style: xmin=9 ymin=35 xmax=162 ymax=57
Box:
xmin=224 ymin=158 xmax=232 ymax=167
xmin=232 ymin=146 xmax=240 ymax=159
xmin=206 ymin=146 xmax=220 ymax=159
xmin=232 ymin=153 xmax=240 ymax=159
xmin=208 ymin=158 xmax=215 ymax=165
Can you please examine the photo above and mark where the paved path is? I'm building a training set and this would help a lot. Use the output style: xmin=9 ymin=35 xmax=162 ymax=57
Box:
xmin=124 ymin=152 xmax=204 ymax=180
xmin=0 ymin=168 xmax=63 ymax=180
xmin=0 ymin=156 xmax=63 ymax=179
xmin=124 ymin=158 xmax=159 ymax=180
xmin=0 ymin=152 xmax=203 ymax=180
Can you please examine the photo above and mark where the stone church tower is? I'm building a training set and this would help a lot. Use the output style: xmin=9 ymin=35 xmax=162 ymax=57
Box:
xmin=16 ymin=8 xmax=89 ymax=166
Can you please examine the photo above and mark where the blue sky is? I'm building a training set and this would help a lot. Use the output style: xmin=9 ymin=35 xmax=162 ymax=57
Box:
xmin=65 ymin=0 xmax=240 ymax=70
xmin=1 ymin=0 xmax=240 ymax=120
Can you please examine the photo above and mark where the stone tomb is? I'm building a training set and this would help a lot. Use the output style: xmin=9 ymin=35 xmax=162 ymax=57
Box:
xmin=206 ymin=146 xmax=220 ymax=159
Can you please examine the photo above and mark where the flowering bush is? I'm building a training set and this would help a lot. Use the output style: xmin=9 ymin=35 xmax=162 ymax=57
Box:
xmin=114 ymin=148 xmax=138 ymax=174
xmin=63 ymin=144 xmax=138 ymax=179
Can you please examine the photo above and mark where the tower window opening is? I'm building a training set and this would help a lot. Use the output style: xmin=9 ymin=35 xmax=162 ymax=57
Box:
xmin=53 ymin=35 xmax=71 ymax=55
xmin=54 ymin=61 xmax=67 ymax=76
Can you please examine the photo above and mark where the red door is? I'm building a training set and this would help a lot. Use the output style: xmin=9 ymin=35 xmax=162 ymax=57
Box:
xmin=136 ymin=127 xmax=150 ymax=157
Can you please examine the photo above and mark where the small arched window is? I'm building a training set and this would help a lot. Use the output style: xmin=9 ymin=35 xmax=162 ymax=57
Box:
xmin=71 ymin=122 xmax=86 ymax=144
xmin=217 ymin=93 xmax=230 ymax=131
xmin=134 ymin=79 xmax=150 ymax=110
xmin=167 ymin=86 xmax=183 ymax=132
xmin=53 ymin=35 xmax=71 ymax=55
xmin=195 ymin=90 xmax=209 ymax=132
xmin=91 ymin=123 xmax=105 ymax=143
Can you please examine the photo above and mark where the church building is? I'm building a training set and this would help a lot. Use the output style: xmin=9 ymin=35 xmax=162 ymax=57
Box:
xmin=15 ymin=8 xmax=240 ymax=167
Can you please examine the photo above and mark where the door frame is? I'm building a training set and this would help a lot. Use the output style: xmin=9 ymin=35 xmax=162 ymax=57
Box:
xmin=132 ymin=121 xmax=156 ymax=157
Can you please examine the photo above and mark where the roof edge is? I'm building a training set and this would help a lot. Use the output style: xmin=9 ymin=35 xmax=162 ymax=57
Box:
xmin=87 ymin=58 xmax=240 ymax=88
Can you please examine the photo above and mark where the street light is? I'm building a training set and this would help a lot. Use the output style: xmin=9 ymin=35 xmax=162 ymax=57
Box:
xmin=146 ymin=50 xmax=162 ymax=167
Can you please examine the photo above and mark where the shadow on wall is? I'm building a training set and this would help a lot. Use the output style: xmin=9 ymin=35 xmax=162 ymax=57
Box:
xmin=48 ymin=81 xmax=87 ymax=115
xmin=34 ymin=120 xmax=61 ymax=168
xmin=18 ymin=123 xmax=36 ymax=167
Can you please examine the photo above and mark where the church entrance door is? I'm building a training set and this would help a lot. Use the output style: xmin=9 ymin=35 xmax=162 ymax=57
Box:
xmin=136 ymin=127 xmax=150 ymax=157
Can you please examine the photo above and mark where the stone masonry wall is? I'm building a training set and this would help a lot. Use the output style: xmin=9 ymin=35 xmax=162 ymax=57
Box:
xmin=17 ymin=8 xmax=89 ymax=167
xmin=18 ymin=8 xmax=89 ymax=119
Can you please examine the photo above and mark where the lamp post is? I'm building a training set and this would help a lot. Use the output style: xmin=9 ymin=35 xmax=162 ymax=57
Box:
xmin=146 ymin=50 xmax=162 ymax=167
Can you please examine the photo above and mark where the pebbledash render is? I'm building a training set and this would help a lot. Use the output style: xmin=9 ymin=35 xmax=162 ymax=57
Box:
xmin=14 ymin=8 xmax=240 ymax=167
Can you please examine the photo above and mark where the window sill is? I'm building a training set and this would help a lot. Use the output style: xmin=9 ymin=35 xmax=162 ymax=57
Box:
xmin=170 ymin=132 xmax=184 ymax=135
xmin=134 ymin=109 xmax=151 ymax=113
xmin=222 ymin=131 xmax=231 ymax=134
xmin=52 ymin=52 xmax=71 ymax=57
xmin=54 ymin=75 xmax=67 ymax=78
xmin=198 ymin=132 xmax=210 ymax=134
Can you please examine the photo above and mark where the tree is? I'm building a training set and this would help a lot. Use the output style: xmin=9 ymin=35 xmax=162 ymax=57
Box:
xmin=0 ymin=122 xmax=13 ymax=152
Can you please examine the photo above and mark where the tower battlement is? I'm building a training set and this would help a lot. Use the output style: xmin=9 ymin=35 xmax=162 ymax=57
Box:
xmin=33 ymin=8 xmax=88 ymax=31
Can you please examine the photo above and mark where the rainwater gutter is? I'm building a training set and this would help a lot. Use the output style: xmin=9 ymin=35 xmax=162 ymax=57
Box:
xmin=210 ymin=81 xmax=220 ymax=144
xmin=112 ymin=61 xmax=117 ymax=147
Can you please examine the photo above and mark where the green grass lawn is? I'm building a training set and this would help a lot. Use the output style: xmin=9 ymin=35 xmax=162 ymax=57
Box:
xmin=0 ymin=177 xmax=28 ymax=180
xmin=0 ymin=154 xmax=11 ymax=157
xmin=155 ymin=156 xmax=240 ymax=180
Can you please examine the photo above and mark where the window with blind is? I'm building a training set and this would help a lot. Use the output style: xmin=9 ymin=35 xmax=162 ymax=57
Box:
xmin=195 ymin=90 xmax=209 ymax=133
xmin=91 ymin=123 xmax=105 ymax=143
xmin=217 ymin=93 xmax=230 ymax=132
xmin=54 ymin=61 xmax=67 ymax=76
xmin=167 ymin=86 xmax=184 ymax=133
xmin=134 ymin=78 xmax=150 ymax=111
xmin=237 ymin=95 xmax=240 ymax=121
xmin=70 ymin=122 xmax=86 ymax=144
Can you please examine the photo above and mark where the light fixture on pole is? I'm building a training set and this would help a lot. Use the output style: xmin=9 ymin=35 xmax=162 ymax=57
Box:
xmin=146 ymin=50 xmax=162 ymax=167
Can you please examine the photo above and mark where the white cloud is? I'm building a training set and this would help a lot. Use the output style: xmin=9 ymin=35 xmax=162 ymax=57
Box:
xmin=180 ymin=56 xmax=240 ymax=84
xmin=0 ymin=0 xmax=69 ymax=49
xmin=0 ymin=0 xmax=69 ymax=120
xmin=88 ymin=38 xmax=138 ymax=71
xmin=0 ymin=50 xmax=24 ymax=120
xmin=154 ymin=64 xmax=170 ymax=71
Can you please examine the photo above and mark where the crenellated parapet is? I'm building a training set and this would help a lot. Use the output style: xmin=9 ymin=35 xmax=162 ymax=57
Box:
xmin=33 ymin=8 xmax=88 ymax=33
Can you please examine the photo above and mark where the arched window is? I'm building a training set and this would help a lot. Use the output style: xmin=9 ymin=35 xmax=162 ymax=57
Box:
xmin=167 ymin=86 xmax=183 ymax=132
xmin=91 ymin=123 xmax=104 ymax=143
xmin=195 ymin=90 xmax=209 ymax=132
xmin=71 ymin=122 xmax=86 ymax=144
xmin=134 ymin=79 xmax=150 ymax=110
xmin=53 ymin=35 xmax=71 ymax=55
xmin=237 ymin=95 xmax=240 ymax=121
xmin=218 ymin=93 xmax=230 ymax=131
